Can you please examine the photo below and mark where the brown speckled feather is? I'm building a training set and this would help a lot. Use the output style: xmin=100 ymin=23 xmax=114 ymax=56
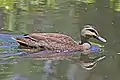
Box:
xmin=16 ymin=33 xmax=83 ymax=52
xmin=29 ymin=33 xmax=77 ymax=44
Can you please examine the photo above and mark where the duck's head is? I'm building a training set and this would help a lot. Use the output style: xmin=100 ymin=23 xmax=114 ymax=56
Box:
xmin=80 ymin=25 xmax=107 ymax=44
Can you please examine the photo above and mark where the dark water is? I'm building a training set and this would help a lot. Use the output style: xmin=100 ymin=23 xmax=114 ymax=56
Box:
xmin=0 ymin=0 xmax=120 ymax=80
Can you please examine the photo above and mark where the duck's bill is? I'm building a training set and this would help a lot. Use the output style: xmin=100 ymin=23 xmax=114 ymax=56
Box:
xmin=96 ymin=36 xmax=107 ymax=43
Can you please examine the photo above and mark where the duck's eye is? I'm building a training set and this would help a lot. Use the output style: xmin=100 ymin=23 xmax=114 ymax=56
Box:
xmin=87 ymin=29 xmax=98 ymax=35
xmin=85 ymin=34 xmax=91 ymax=38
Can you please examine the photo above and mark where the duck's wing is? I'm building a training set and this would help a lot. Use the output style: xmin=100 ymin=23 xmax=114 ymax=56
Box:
xmin=29 ymin=33 xmax=78 ymax=44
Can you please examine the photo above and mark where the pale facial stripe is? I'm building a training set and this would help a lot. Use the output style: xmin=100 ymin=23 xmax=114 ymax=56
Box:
xmin=84 ymin=27 xmax=99 ymax=35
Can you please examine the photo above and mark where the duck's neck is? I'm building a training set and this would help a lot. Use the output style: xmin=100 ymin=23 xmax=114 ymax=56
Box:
xmin=80 ymin=36 xmax=90 ymax=45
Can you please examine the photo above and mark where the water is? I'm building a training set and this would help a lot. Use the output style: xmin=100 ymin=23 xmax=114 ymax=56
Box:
xmin=0 ymin=0 xmax=120 ymax=80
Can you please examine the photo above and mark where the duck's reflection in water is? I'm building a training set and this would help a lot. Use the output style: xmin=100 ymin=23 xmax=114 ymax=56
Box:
xmin=0 ymin=50 xmax=105 ymax=80
xmin=25 ymin=50 xmax=106 ymax=80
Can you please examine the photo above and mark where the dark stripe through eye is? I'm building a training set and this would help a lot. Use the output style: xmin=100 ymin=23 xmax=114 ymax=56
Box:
xmin=87 ymin=29 xmax=98 ymax=35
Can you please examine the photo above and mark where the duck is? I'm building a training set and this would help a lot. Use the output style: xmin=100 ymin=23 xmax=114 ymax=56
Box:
xmin=15 ymin=25 xmax=107 ymax=54
xmin=14 ymin=25 xmax=107 ymax=70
